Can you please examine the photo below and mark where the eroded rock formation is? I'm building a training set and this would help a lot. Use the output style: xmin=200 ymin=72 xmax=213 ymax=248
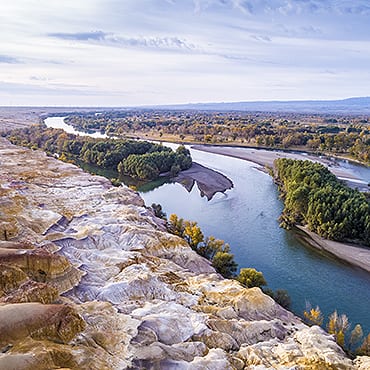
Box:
xmin=0 ymin=137 xmax=367 ymax=369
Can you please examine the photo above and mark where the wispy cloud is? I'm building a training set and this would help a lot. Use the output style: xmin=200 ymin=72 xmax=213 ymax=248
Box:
xmin=0 ymin=80 xmax=121 ymax=96
xmin=48 ymin=31 xmax=198 ymax=52
xmin=274 ymin=24 xmax=323 ymax=38
xmin=48 ymin=31 xmax=106 ymax=41
xmin=191 ymin=0 xmax=370 ymax=16
xmin=331 ymin=1 xmax=370 ymax=15
xmin=250 ymin=35 xmax=271 ymax=42
xmin=1 ymin=0 xmax=370 ymax=105
xmin=30 ymin=76 xmax=49 ymax=81
xmin=0 ymin=55 xmax=21 ymax=64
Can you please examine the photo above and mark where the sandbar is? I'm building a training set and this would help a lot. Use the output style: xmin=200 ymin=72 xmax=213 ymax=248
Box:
xmin=294 ymin=226 xmax=370 ymax=274
xmin=192 ymin=145 xmax=370 ymax=273
xmin=192 ymin=145 xmax=369 ymax=191
xmin=174 ymin=162 xmax=233 ymax=200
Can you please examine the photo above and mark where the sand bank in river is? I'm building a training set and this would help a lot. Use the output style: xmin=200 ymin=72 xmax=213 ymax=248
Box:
xmin=174 ymin=162 xmax=233 ymax=200
xmin=294 ymin=226 xmax=370 ymax=274
xmin=190 ymin=145 xmax=370 ymax=272
xmin=192 ymin=145 xmax=369 ymax=191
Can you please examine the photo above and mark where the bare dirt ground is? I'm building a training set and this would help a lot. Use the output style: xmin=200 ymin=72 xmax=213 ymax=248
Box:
xmin=0 ymin=107 xmax=43 ymax=131
xmin=0 ymin=107 xmax=104 ymax=132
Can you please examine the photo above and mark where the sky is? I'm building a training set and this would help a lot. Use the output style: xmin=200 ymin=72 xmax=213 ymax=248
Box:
xmin=1 ymin=0 xmax=370 ymax=106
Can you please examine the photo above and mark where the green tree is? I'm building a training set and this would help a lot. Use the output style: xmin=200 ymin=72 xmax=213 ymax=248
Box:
xmin=212 ymin=251 xmax=238 ymax=278
xmin=349 ymin=324 xmax=363 ymax=352
xmin=275 ymin=158 xmax=370 ymax=246
xmin=237 ymin=268 xmax=267 ymax=288
xmin=272 ymin=289 xmax=291 ymax=309
xmin=358 ymin=333 xmax=370 ymax=355
xmin=197 ymin=236 xmax=228 ymax=260
xmin=151 ymin=203 xmax=166 ymax=219
xmin=170 ymin=164 xmax=181 ymax=177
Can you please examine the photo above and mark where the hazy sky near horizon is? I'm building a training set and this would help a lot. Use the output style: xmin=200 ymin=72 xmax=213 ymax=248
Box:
xmin=1 ymin=0 xmax=370 ymax=106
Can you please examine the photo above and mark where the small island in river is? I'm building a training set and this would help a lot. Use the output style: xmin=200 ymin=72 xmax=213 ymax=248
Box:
xmin=174 ymin=162 xmax=233 ymax=200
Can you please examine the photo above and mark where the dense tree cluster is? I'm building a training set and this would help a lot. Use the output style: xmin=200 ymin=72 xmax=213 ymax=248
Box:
xmin=4 ymin=125 xmax=192 ymax=181
xmin=65 ymin=110 xmax=370 ymax=164
xmin=275 ymin=158 xmax=370 ymax=245
xmin=118 ymin=145 xmax=192 ymax=180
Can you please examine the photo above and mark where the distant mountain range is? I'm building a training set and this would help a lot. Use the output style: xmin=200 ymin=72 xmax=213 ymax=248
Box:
xmin=151 ymin=97 xmax=370 ymax=114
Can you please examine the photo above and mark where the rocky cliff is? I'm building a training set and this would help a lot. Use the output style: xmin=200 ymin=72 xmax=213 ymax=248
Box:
xmin=0 ymin=137 xmax=368 ymax=370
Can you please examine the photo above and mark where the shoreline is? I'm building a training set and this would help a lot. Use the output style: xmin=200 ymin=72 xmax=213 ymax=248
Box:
xmin=293 ymin=226 xmax=370 ymax=274
xmin=37 ymin=116 xmax=370 ymax=273
xmin=192 ymin=144 xmax=370 ymax=274
xmin=192 ymin=144 xmax=369 ymax=191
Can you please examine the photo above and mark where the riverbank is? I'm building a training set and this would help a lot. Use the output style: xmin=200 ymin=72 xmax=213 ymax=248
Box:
xmin=192 ymin=144 xmax=369 ymax=191
xmin=193 ymin=144 xmax=370 ymax=275
xmin=174 ymin=162 xmax=233 ymax=200
xmin=41 ymin=116 xmax=235 ymax=200
xmin=41 ymin=115 xmax=368 ymax=191
xmin=294 ymin=226 xmax=370 ymax=274
xmin=41 ymin=116 xmax=370 ymax=280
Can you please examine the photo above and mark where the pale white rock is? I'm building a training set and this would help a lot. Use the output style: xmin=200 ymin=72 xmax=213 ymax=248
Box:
xmin=132 ymin=301 xmax=208 ymax=345
xmin=354 ymin=356 xmax=370 ymax=370
xmin=205 ymin=317 xmax=291 ymax=347
xmin=237 ymin=326 xmax=353 ymax=369
xmin=190 ymin=348 xmax=234 ymax=369
xmin=153 ymin=348 xmax=234 ymax=370
xmin=96 ymin=265 xmax=179 ymax=303
xmin=132 ymin=341 xmax=207 ymax=365
xmin=194 ymin=328 xmax=239 ymax=351
xmin=1 ymin=138 xmax=369 ymax=369
xmin=217 ymin=306 xmax=238 ymax=319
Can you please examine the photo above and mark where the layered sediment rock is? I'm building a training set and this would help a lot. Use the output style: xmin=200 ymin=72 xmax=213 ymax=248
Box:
xmin=0 ymin=137 xmax=367 ymax=369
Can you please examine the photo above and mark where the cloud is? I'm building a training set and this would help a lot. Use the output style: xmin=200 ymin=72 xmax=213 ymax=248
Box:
xmin=0 ymin=55 xmax=21 ymax=64
xmin=230 ymin=0 xmax=253 ymax=14
xmin=190 ymin=0 xmax=370 ymax=16
xmin=0 ymin=80 xmax=116 ymax=97
xmin=337 ymin=2 xmax=370 ymax=15
xmin=250 ymin=35 xmax=271 ymax=42
xmin=274 ymin=0 xmax=367 ymax=16
xmin=192 ymin=0 xmax=254 ymax=14
xmin=48 ymin=31 xmax=198 ymax=52
xmin=1 ymin=0 xmax=370 ymax=105
xmin=30 ymin=76 xmax=49 ymax=81
xmin=48 ymin=31 xmax=106 ymax=41
xmin=275 ymin=24 xmax=323 ymax=38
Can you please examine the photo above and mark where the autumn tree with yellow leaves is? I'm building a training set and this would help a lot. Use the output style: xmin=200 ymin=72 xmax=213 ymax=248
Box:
xmin=167 ymin=214 xmax=237 ymax=278
xmin=303 ymin=303 xmax=324 ymax=326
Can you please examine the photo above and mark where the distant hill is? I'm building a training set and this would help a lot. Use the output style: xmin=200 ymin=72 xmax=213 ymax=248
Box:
xmin=151 ymin=97 xmax=370 ymax=114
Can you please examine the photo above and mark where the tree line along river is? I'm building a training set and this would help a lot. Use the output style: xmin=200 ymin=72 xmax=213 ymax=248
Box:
xmin=45 ymin=116 xmax=370 ymax=334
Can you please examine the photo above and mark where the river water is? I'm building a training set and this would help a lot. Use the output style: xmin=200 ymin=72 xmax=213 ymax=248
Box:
xmin=45 ymin=116 xmax=370 ymax=334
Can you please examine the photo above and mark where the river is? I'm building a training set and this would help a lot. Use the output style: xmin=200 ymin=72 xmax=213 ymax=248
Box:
xmin=44 ymin=116 xmax=370 ymax=334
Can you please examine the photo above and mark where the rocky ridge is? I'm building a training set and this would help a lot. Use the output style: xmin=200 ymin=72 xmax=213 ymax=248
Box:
xmin=0 ymin=137 xmax=368 ymax=369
